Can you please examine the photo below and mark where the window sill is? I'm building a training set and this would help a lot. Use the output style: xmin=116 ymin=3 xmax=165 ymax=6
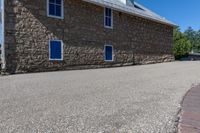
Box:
xmin=104 ymin=26 xmax=113 ymax=29
xmin=49 ymin=59 xmax=63 ymax=61
xmin=104 ymin=60 xmax=114 ymax=62
xmin=47 ymin=14 xmax=64 ymax=20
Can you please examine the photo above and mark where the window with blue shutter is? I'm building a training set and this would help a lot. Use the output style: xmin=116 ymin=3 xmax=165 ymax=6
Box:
xmin=105 ymin=45 xmax=113 ymax=61
xmin=49 ymin=40 xmax=63 ymax=60
xmin=48 ymin=0 xmax=63 ymax=19
xmin=104 ymin=8 xmax=113 ymax=28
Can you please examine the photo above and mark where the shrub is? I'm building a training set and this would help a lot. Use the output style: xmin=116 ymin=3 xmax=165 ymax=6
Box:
xmin=173 ymin=28 xmax=192 ymax=59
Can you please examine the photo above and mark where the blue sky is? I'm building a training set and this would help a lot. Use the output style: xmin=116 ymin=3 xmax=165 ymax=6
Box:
xmin=136 ymin=0 xmax=200 ymax=32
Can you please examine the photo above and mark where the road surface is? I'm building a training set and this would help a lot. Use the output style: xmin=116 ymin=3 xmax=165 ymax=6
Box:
xmin=0 ymin=61 xmax=200 ymax=133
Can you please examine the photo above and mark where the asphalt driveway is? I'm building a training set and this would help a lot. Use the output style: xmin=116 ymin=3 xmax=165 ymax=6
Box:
xmin=1 ymin=61 xmax=200 ymax=133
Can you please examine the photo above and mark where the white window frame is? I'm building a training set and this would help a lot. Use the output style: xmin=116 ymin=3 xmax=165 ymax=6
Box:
xmin=47 ymin=0 xmax=64 ymax=19
xmin=49 ymin=40 xmax=64 ymax=61
xmin=104 ymin=44 xmax=114 ymax=62
xmin=104 ymin=7 xmax=113 ymax=29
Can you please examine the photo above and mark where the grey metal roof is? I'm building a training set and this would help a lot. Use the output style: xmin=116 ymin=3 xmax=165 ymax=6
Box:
xmin=83 ymin=0 xmax=177 ymax=27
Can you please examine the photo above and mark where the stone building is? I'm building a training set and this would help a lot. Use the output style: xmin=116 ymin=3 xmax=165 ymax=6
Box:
xmin=1 ymin=0 xmax=176 ymax=74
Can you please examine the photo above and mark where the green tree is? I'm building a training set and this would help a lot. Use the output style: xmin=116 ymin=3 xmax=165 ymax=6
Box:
xmin=173 ymin=27 xmax=192 ymax=59
xmin=184 ymin=27 xmax=200 ymax=52
xmin=184 ymin=27 xmax=196 ymax=44
xmin=195 ymin=30 xmax=200 ymax=52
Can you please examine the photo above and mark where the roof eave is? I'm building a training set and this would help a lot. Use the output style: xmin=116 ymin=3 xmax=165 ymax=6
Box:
xmin=82 ymin=0 xmax=178 ymax=27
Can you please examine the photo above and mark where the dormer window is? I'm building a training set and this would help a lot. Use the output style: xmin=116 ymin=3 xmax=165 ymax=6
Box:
xmin=104 ymin=7 xmax=113 ymax=29
xmin=47 ymin=0 xmax=64 ymax=19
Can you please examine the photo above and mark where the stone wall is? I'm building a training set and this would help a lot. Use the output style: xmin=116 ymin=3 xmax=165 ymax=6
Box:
xmin=4 ymin=0 xmax=174 ymax=73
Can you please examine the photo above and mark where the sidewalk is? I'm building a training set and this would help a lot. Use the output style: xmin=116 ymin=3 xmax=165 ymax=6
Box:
xmin=178 ymin=85 xmax=200 ymax=133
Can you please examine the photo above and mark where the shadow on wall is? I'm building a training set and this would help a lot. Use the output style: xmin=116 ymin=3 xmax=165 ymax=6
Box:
xmin=5 ymin=0 xmax=18 ymax=73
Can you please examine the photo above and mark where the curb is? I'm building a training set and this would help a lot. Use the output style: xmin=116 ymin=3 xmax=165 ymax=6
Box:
xmin=178 ymin=85 xmax=200 ymax=133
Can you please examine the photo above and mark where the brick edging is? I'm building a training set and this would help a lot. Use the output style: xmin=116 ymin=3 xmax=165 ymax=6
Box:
xmin=178 ymin=85 xmax=200 ymax=133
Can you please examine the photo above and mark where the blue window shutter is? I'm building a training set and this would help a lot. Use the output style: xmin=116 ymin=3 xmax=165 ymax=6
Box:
xmin=50 ymin=41 xmax=62 ymax=60
xmin=105 ymin=46 xmax=113 ymax=61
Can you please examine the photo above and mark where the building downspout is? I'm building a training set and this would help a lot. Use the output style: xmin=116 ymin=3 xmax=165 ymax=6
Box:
xmin=1 ymin=0 xmax=6 ymax=70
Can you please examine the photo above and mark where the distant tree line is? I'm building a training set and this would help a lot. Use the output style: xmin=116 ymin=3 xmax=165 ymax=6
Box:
xmin=173 ymin=27 xmax=200 ymax=59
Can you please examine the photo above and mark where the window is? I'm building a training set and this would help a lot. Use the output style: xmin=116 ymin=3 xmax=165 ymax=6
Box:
xmin=47 ymin=0 xmax=64 ymax=19
xmin=49 ymin=40 xmax=63 ymax=60
xmin=104 ymin=45 xmax=113 ymax=61
xmin=104 ymin=7 xmax=113 ymax=28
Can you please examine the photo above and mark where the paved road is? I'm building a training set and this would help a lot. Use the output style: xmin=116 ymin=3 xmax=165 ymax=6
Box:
xmin=0 ymin=61 xmax=200 ymax=133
